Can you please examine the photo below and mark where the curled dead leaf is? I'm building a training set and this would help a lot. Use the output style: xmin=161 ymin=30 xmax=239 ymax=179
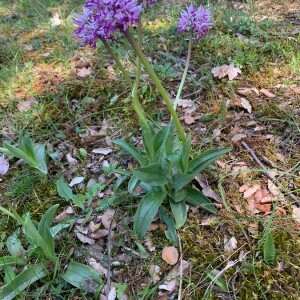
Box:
xmin=260 ymin=88 xmax=276 ymax=98
xmin=212 ymin=64 xmax=242 ymax=80
xmin=76 ymin=232 xmax=95 ymax=245
xmin=102 ymin=209 xmax=116 ymax=229
xmin=254 ymin=189 xmax=271 ymax=212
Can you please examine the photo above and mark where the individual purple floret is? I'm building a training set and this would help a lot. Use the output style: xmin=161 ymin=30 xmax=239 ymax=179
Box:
xmin=178 ymin=5 xmax=212 ymax=40
xmin=73 ymin=0 xmax=142 ymax=47
xmin=0 ymin=155 xmax=9 ymax=175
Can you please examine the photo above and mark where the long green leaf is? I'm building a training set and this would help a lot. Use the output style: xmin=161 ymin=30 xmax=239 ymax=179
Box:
xmin=18 ymin=136 xmax=35 ymax=160
xmin=188 ymin=148 xmax=231 ymax=178
xmin=159 ymin=207 xmax=178 ymax=246
xmin=169 ymin=200 xmax=187 ymax=229
xmin=113 ymin=139 xmax=146 ymax=165
xmin=142 ymin=125 xmax=155 ymax=162
xmin=133 ymin=164 xmax=169 ymax=186
xmin=0 ymin=257 xmax=27 ymax=269
xmin=4 ymin=143 xmax=36 ymax=166
xmin=181 ymin=137 xmax=191 ymax=173
xmin=264 ymin=232 xmax=276 ymax=264
xmin=134 ymin=190 xmax=167 ymax=238
xmin=173 ymin=173 xmax=193 ymax=193
xmin=38 ymin=204 xmax=59 ymax=260
xmin=33 ymin=144 xmax=48 ymax=175
xmin=61 ymin=261 xmax=102 ymax=291
xmin=0 ymin=262 xmax=47 ymax=300
xmin=185 ymin=188 xmax=217 ymax=214
xmin=24 ymin=214 xmax=57 ymax=262
xmin=152 ymin=126 xmax=169 ymax=154
xmin=128 ymin=175 xmax=140 ymax=193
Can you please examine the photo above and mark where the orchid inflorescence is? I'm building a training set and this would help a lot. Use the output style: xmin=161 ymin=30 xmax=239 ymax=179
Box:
xmin=178 ymin=4 xmax=212 ymax=40
xmin=73 ymin=0 xmax=143 ymax=46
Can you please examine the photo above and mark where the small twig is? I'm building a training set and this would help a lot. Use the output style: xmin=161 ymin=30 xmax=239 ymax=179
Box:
xmin=177 ymin=234 xmax=183 ymax=300
xmin=241 ymin=141 xmax=298 ymax=202
xmin=241 ymin=141 xmax=277 ymax=183
xmin=105 ymin=210 xmax=116 ymax=296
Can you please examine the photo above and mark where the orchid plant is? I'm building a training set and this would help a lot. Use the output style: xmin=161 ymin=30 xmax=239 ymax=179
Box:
xmin=73 ymin=1 xmax=230 ymax=244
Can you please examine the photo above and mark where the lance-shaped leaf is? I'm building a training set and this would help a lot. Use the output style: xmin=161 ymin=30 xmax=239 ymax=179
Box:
xmin=188 ymin=148 xmax=231 ymax=178
xmin=38 ymin=204 xmax=59 ymax=260
xmin=113 ymin=139 xmax=146 ymax=165
xmin=0 ymin=263 xmax=48 ymax=300
xmin=264 ymin=232 xmax=276 ymax=264
xmin=133 ymin=164 xmax=169 ymax=186
xmin=173 ymin=173 xmax=193 ymax=193
xmin=159 ymin=207 xmax=178 ymax=246
xmin=61 ymin=261 xmax=102 ymax=291
xmin=134 ymin=190 xmax=167 ymax=238
xmin=0 ymin=257 xmax=27 ymax=268
xmin=170 ymin=200 xmax=187 ymax=229
xmin=185 ymin=188 xmax=217 ymax=214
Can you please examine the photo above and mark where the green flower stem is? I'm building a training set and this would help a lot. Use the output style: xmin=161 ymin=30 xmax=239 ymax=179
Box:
xmin=125 ymin=30 xmax=186 ymax=143
xmin=131 ymin=21 xmax=148 ymax=126
xmin=0 ymin=192 xmax=25 ymax=226
xmin=102 ymin=39 xmax=133 ymax=90
xmin=173 ymin=33 xmax=193 ymax=110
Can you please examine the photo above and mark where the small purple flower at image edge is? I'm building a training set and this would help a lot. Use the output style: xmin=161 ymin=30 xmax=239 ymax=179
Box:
xmin=0 ymin=155 xmax=9 ymax=175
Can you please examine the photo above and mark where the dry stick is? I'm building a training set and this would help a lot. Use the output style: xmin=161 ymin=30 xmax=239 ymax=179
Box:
xmin=105 ymin=211 xmax=116 ymax=296
xmin=241 ymin=141 xmax=298 ymax=201
xmin=241 ymin=141 xmax=277 ymax=182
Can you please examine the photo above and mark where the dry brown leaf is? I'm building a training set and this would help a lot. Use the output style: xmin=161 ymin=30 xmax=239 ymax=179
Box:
xmin=267 ymin=180 xmax=284 ymax=199
xmin=234 ymin=97 xmax=252 ymax=113
xmin=162 ymin=246 xmax=178 ymax=265
xmin=17 ymin=98 xmax=35 ymax=112
xmin=292 ymin=205 xmax=300 ymax=223
xmin=183 ymin=114 xmax=195 ymax=125
xmin=202 ymin=186 xmax=221 ymax=203
xmin=243 ymin=185 xmax=260 ymax=199
xmin=224 ymin=236 xmax=238 ymax=252
xmin=69 ymin=176 xmax=84 ymax=187
xmin=239 ymin=184 xmax=250 ymax=193
xmin=212 ymin=64 xmax=242 ymax=80
xmin=66 ymin=153 xmax=78 ymax=166
xmin=149 ymin=265 xmax=161 ymax=283
xmin=88 ymin=221 xmax=101 ymax=233
xmin=76 ymin=67 xmax=92 ymax=78
xmin=92 ymin=148 xmax=113 ymax=155
xmin=231 ymin=133 xmax=247 ymax=142
xmin=145 ymin=235 xmax=156 ymax=252
xmin=54 ymin=206 xmax=74 ymax=222
xmin=102 ymin=209 xmax=116 ymax=229
xmin=254 ymin=189 xmax=271 ymax=212
xmin=177 ymin=99 xmax=196 ymax=109
xmin=260 ymin=88 xmax=276 ymax=98
xmin=89 ymin=229 xmax=109 ymax=239
xmin=88 ymin=257 xmax=108 ymax=276
xmin=76 ymin=232 xmax=95 ymax=244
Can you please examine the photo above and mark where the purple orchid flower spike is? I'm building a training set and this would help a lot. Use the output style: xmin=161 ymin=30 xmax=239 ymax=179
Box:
xmin=73 ymin=0 xmax=142 ymax=47
xmin=178 ymin=4 xmax=212 ymax=40
xmin=0 ymin=155 xmax=9 ymax=175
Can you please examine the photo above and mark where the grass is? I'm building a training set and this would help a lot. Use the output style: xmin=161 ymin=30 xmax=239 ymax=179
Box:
xmin=0 ymin=0 xmax=299 ymax=298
